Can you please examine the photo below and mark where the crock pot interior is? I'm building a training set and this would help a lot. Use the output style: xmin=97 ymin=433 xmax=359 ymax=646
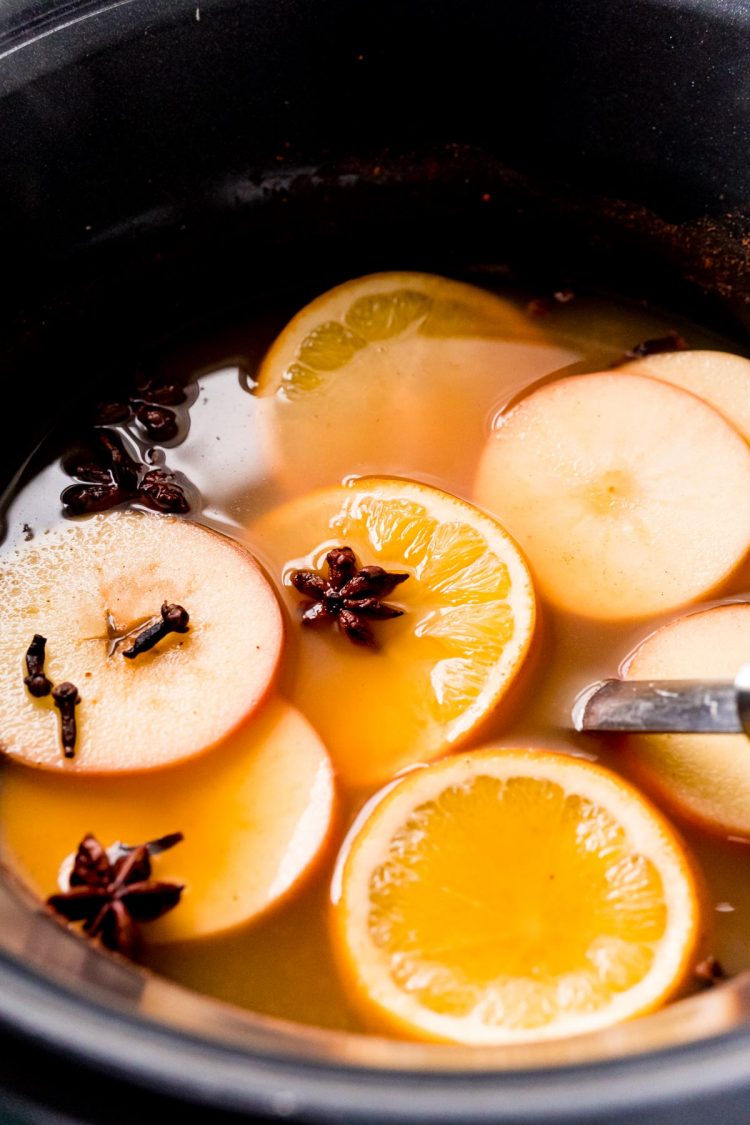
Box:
xmin=2 ymin=0 xmax=750 ymax=1120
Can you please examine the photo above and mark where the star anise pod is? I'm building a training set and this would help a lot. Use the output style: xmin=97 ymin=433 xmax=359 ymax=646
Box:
xmin=47 ymin=832 xmax=184 ymax=958
xmin=290 ymin=545 xmax=408 ymax=647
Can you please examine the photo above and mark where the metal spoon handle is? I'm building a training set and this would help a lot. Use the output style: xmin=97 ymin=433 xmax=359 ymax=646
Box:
xmin=573 ymin=665 xmax=750 ymax=736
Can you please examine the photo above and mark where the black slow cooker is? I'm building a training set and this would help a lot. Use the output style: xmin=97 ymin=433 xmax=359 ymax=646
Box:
xmin=1 ymin=1 xmax=750 ymax=1120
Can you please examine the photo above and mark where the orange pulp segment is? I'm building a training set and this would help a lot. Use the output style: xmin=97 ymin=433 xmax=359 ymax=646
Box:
xmin=332 ymin=749 xmax=704 ymax=1044
xmin=248 ymin=478 xmax=536 ymax=790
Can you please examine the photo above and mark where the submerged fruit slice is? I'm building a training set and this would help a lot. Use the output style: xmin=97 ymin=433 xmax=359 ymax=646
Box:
xmin=624 ymin=604 xmax=750 ymax=837
xmin=333 ymin=748 xmax=703 ymax=1045
xmin=255 ymin=271 xmax=577 ymax=493
xmin=0 ymin=510 xmax=283 ymax=772
xmin=0 ymin=698 xmax=334 ymax=939
xmin=248 ymin=478 xmax=535 ymax=789
xmin=619 ymin=349 xmax=750 ymax=444
xmin=474 ymin=372 xmax=750 ymax=619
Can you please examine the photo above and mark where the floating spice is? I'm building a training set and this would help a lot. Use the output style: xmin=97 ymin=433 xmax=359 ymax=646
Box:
xmin=291 ymin=546 xmax=408 ymax=647
xmin=47 ymin=833 xmax=184 ymax=957
xmin=138 ymin=470 xmax=190 ymax=513
xmin=61 ymin=482 xmax=131 ymax=516
xmin=619 ymin=331 xmax=687 ymax=363
xmin=23 ymin=634 xmax=52 ymax=698
xmin=52 ymin=681 xmax=80 ymax=759
xmin=93 ymin=401 xmax=132 ymax=426
xmin=62 ymin=374 xmax=194 ymax=517
xmin=132 ymin=378 xmax=187 ymax=407
xmin=94 ymin=379 xmax=188 ymax=427
xmin=135 ymin=404 xmax=178 ymax=443
xmin=96 ymin=431 xmax=141 ymax=492
xmin=694 ymin=955 xmax=728 ymax=989
xmin=122 ymin=602 xmax=190 ymax=659
xmin=62 ymin=452 xmax=189 ymax=517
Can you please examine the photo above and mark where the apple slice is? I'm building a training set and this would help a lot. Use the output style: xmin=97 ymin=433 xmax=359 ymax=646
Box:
xmin=619 ymin=349 xmax=750 ymax=443
xmin=622 ymin=603 xmax=750 ymax=837
xmin=0 ymin=698 xmax=335 ymax=939
xmin=0 ymin=510 xmax=283 ymax=772
xmin=473 ymin=372 xmax=750 ymax=619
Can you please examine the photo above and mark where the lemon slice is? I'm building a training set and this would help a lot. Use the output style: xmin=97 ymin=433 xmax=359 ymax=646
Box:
xmin=255 ymin=272 xmax=576 ymax=493
xmin=333 ymin=749 xmax=704 ymax=1045
xmin=248 ymin=478 xmax=536 ymax=789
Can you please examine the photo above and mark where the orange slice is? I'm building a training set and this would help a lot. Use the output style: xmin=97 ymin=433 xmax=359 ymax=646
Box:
xmin=623 ymin=603 xmax=750 ymax=837
xmin=0 ymin=698 xmax=335 ymax=940
xmin=332 ymin=748 xmax=704 ymax=1045
xmin=248 ymin=478 xmax=536 ymax=790
xmin=254 ymin=271 xmax=577 ymax=493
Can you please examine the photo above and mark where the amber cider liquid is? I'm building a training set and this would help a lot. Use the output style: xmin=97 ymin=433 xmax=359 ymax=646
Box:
xmin=2 ymin=278 xmax=750 ymax=1033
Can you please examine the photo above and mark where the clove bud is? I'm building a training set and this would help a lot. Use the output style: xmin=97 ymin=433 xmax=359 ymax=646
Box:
xmin=123 ymin=603 xmax=190 ymax=659
xmin=52 ymin=681 xmax=81 ymax=759
xmin=23 ymin=634 xmax=53 ymax=698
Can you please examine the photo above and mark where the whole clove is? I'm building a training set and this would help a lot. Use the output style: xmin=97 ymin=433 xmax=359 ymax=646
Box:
xmin=52 ymin=681 xmax=81 ymax=759
xmin=138 ymin=470 xmax=190 ymax=513
xmin=62 ymin=483 xmax=131 ymax=516
xmin=96 ymin=431 xmax=140 ymax=492
xmin=123 ymin=603 xmax=190 ymax=659
xmin=23 ymin=634 xmax=52 ymax=697
xmin=135 ymin=404 xmax=179 ymax=443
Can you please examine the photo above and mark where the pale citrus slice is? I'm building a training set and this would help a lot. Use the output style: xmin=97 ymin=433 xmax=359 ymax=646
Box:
xmin=248 ymin=478 xmax=536 ymax=789
xmin=618 ymin=349 xmax=750 ymax=443
xmin=0 ymin=698 xmax=335 ymax=940
xmin=623 ymin=603 xmax=750 ymax=837
xmin=332 ymin=748 xmax=703 ymax=1045
xmin=254 ymin=272 xmax=578 ymax=493
xmin=474 ymin=372 xmax=750 ymax=619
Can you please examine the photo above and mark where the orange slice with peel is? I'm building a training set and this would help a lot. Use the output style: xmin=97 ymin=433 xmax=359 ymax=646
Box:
xmin=0 ymin=698 xmax=335 ymax=940
xmin=248 ymin=478 xmax=536 ymax=790
xmin=332 ymin=748 xmax=704 ymax=1045
xmin=254 ymin=271 xmax=577 ymax=493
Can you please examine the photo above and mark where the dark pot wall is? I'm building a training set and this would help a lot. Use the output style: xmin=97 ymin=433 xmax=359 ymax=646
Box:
xmin=2 ymin=0 xmax=750 ymax=396
xmin=1 ymin=1 xmax=750 ymax=1121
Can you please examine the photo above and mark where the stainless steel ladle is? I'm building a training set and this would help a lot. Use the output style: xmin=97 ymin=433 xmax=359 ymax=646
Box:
xmin=573 ymin=665 xmax=750 ymax=736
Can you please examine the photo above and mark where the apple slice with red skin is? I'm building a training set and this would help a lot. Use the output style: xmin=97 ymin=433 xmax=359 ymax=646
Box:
xmin=0 ymin=510 xmax=283 ymax=772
